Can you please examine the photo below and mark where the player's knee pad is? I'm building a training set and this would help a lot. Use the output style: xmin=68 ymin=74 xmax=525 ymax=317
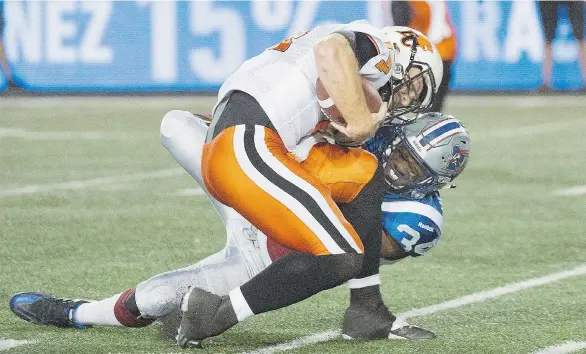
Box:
xmin=160 ymin=109 xmax=210 ymax=186
xmin=135 ymin=273 xmax=192 ymax=318
xmin=160 ymin=110 xmax=191 ymax=139
xmin=160 ymin=109 xmax=209 ymax=141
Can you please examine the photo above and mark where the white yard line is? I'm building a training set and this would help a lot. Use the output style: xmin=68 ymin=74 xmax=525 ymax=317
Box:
xmin=473 ymin=119 xmax=585 ymax=143
xmin=0 ymin=168 xmax=184 ymax=197
xmin=398 ymin=264 xmax=586 ymax=319
xmin=244 ymin=331 xmax=341 ymax=354
xmin=532 ymin=341 xmax=586 ymax=354
xmin=1 ymin=117 xmax=577 ymax=197
xmin=448 ymin=95 xmax=586 ymax=108
xmin=553 ymin=186 xmax=586 ymax=197
xmin=243 ymin=264 xmax=586 ymax=354
xmin=0 ymin=128 xmax=148 ymax=140
xmin=0 ymin=118 xmax=579 ymax=143
xmin=0 ymin=339 xmax=34 ymax=351
xmin=176 ymin=188 xmax=205 ymax=196
xmin=0 ymin=96 xmax=216 ymax=109
xmin=2 ymin=95 xmax=586 ymax=110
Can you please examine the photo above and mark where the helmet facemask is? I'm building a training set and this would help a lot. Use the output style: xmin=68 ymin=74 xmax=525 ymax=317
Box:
xmin=377 ymin=32 xmax=440 ymax=126
xmin=382 ymin=63 xmax=437 ymax=126
xmin=383 ymin=140 xmax=433 ymax=194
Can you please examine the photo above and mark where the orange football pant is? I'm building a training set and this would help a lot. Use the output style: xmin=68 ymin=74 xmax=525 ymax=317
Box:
xmin=201 ymin=125 xmax=364 ymax=256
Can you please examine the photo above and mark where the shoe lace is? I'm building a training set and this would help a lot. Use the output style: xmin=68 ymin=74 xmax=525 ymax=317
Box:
xmin=46 ymin=297 xmax=81 ymax=323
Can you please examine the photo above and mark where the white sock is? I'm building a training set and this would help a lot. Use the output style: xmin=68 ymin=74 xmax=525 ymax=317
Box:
xmin=73 ymin=293 xmax=123 ymax=326
xmin=228 ymin=287 xmax=254 ymax=322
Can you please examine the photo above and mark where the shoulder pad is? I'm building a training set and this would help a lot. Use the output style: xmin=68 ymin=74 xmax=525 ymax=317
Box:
xmin=381 ymin=193 xmax=443 ymax=257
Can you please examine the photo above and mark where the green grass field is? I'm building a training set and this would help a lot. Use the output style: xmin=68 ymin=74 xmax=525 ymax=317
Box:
xmin=1 ymin=95 xmax=585 ymax=354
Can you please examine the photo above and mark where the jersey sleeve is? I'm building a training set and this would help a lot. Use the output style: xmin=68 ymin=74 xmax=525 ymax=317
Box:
xmin=380 ymin=193 xmax=443 ymax=257
xmin=336 ymin=21 xmax=394 ymax=89
xmin=334 ymin=30 xmax=379 ymax=69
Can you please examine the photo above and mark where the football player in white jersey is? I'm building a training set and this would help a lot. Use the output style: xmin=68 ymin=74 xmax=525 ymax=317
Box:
xmin=12 ymin=22 xmax=445 ymax=348
xmin=171 ymin=20 xmax=444 ymax=347
xmin=10 ymin=22 xmax=445 ymax=347
xmin=10 ymin=110 xmax=470 ymax=344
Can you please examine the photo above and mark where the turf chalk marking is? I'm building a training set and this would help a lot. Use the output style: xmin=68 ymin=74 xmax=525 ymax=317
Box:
xmin=0 ymin=340 xmax=34 ymax=351
xmin=4 ymin=95 xmax=586 ymax=109
xmin=531 ymin=341 xmax=586 ymax=354
xmin=553 ymin=186 xmax=586 ymax=197
xmin=0 ymin=169 xmax=184 ymax=197
xmin=244 ymin=264 xmax=586 ymax=354
xmin=176 ymin=188 xmax=205 ymax=196
xmin=0 ymin=128 xmax=148 ymax=140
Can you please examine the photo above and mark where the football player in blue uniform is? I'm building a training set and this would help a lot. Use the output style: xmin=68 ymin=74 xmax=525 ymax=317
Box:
xmin=10 ymin=111 xmax=470 ymax=344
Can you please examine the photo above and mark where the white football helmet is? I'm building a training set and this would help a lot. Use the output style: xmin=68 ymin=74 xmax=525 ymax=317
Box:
xmin=380 ymin=26 xmax=444 ymax=124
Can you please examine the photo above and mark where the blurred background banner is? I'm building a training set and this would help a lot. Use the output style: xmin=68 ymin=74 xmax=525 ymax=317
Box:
xmin=451 ymin=1 xmax=584 ymax=90
xmin=1 ymin=0 xmax=584 ymax=92
xmin=0 ymin=70 xmax=6 ymax=91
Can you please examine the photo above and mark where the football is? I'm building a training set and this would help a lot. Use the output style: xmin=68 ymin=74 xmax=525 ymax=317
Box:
xmin=316 ymin=77 xmax=383 ymax=126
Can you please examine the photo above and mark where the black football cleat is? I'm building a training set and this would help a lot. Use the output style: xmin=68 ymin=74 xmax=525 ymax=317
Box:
xmin=176 ymin=287 xmax=238 ymax=349
xmin=386 ymin=318 xmax=436 ymax=340
xmin=342 ymin=304 xmax=435 ymax=340
xmin=10 ymin=292 xmax=89 ymax=329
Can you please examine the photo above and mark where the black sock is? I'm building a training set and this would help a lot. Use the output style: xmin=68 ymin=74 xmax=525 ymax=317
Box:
xmin=349 ymin=285 xmax=385 ymax=310
xmin=343 ymin=285 xmax=396 ymax=339
xmin=239 ymin=252 xmax=362 ymax=314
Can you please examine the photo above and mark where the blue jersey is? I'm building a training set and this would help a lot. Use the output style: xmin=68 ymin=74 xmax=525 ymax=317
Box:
xmin=381 ymin=191 xmax=443 ymax=257
xmin=363 ymin=130 xmax=444 ymax=257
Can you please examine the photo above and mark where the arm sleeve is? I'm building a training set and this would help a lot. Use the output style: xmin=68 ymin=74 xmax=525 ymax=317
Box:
xmin=338 ymin=165 xmax=387 ymax=278
xmin=334 ymin=30 xmax=380 ymax=70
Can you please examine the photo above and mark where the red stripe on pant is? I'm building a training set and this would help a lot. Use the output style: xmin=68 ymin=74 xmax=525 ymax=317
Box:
xmin=267 ymin=237 xmax=295 ymax=262
xmin=113 ymin=288 xmax=154 ymax=328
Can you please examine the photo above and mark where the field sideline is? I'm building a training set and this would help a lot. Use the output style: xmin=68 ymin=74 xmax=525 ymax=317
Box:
xmin=1 ymin=95 xmax=585 ymax=353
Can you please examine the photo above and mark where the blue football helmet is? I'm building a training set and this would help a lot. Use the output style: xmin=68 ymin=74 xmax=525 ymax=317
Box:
xmin=365 ymin=112 xmax=471 ymax=198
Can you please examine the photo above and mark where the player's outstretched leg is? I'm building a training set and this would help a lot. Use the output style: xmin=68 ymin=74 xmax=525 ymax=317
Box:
xmin=10 ymin=292 xmax=90 ymax=329
xmin=11 ymin=288 xmax=155 ymax=329
xmin=177 ymin=252 xmax=363 ymax=348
